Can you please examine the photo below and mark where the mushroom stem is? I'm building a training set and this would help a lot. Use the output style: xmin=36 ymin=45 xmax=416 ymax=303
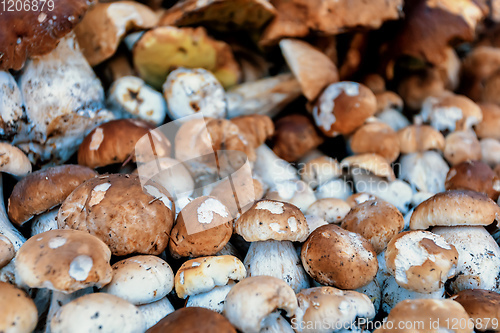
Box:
xmin=44 ymin=288 xmax=93 ymax=333
xmin=0 ymin=176 xmax=26 ymax=284
xmin=244 ymin=240 xmax=310 ymax=293
xmin=31 ymin=208 xmax=59 ymax=237
xmin=260 ymin=312 xmax=294 ymax=333
xmin=137 ymin=296 xmax=175 ymax=330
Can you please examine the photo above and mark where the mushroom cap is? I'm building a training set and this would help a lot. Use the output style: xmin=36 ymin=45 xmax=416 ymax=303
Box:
xmin=8 ymin=165 xmax=97 ymax=226
xmin=0 ymin=0 xmax=92 ymax=70
xmin=480 ymin=138 xmax=500 ymax=167
xmin=452 ymin=289 xmax=500 ymax=332
xmin=445 ymin=160 xmax=500 ymax=200
xmin=279 ymin=38 xmax=339 ymax=101
xmin=374 ymin=299 xmax=473 ymax=333
xmin=362 ymin=73 xmax=386 ymax=94
xmin=312 ymin=82 xmax=377 ymax=137
xmin=0 ymin=282 xmax=37 ymax=333
xmin=398 ymin=151 xmax=449 ymax=193
xmin=265 ymin=179 xmax=316 ymax=212
xmin=234 ymin=200 xmax=309 ymax=242
xmin=397 ymin=125 xmax=446 ymax=153
xmin=50 ymin=293 xmax=146 ymax=333
xmin=385 ymin=230 xmax=458 ymax=293
xmin=169 ymin=196 xmax=233 ymax=258
xmin=223 ymin=276 xmax=297 ymax=333
xmin=410 ymin=190 xmax=500 ymax=230
xmin=397 ymin=67 xmax=445 ymax=110
xmin=341 ymin=153 xmax=396 ymax=181
xmin=0 ymin=235 xmax=14 ymax=269
xmin=101 ymin=255 xmax=174 ymax=305
xmin=375 ymin=91 xmax=404 ymax=113
xmin=301 ymin=224 xmax=378 ymax=289
xmin=306 ymin=198 xmax=351 ymax=224
xmin=272 ymin=114 xmax=324 ymax=162
xmin=300 ymin=156 xmax=342 ymax=188
xmin=174 ymin=255 xmax=246 ymax=299
xmin=341 ymin=199 xmax=404 ymax=254
xmin=350 ymin=122 xmax=400 ymax=163
xmin=57 ymin=174 xmax=175 ymax=256
xmin=475 ymin=103 xmax=500 ymax=140
xmin=295 ymin=286 xmax=375 ymax=333
xmin=147 ymin=307 xmax=236 ymax=333
xmin=15 ymin=229 xmax=112 ymax=293
xmin=74 ymin=1 xmax=158 ymax=66
xmin=210 ymin=176 xmax=264 ymax=218
xmin=0 ymin=143 xmax=32 ymax=178
xmin=78 ymin=119 xmax=171 ymax=169
xmin=444 ymin=130 xmax=482 ymax=165
xmin=460 ymin=46 xmax=500 ymax=102
xmin=346 ymin=192 xmax=377 ymax=207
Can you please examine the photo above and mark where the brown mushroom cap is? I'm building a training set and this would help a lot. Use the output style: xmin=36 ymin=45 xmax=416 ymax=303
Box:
xmin=312 ymin=82 xmax=377 ymax=137
xmin=15 ymin=229 xmax=112 ymax=293
xmin=350 ymin=122 xmax=400 ymax=163
xmin=346 ymin=192 xmax=377 ymax=207
xmin=169 ymin=196 xmax=233 ymax=259
xmin=8 ymin=165 xmax=97 ymax=226
xmin=147 ymin=307 xmax=237 ymax=333
xmin=452 ymin=289 xmax=500 ymax=332
xmin=0 ymin=282 xmax=37 ymax=333
xmin=362 ymin=73 xmax=386 ymax=94
xmin=300 ymin=156 xmax=342 ymax=188
xmin=57 ymin=174 xmax=175 ymax=256
xmin=398 ymin=125 xmax=446 ymax=153
xmin=301 ymin=224 xmax=378 ymax=289
xmin=78 ymin=119 xmax=171 ymax=169
xmin=385 ymin=230 xmax=458 ymax=293
xmin=397 ymin=67 xmax=445 ymax=110
xmin=341 ymin=199 xmax=404 ymax=254
xmin=375 ymin=91 xmax=404 ymax=113
xmin=0 ymin=1 xmax=92 ymax=70
xmin=410 ymin=190 xmax=500 ymax=230
xmin=234 ymin=200 xmax=309 ymax=242
xmin=0 ymin=235 xmax=14 ymax=269
xmin=374 ymin=299 xmax=473 ymax=333
xmin=445 ymin=160 xmax=500 ymax=200
xmin=272 ymin=114 xmax=324 ymax=162
xmin=444 ymin=130 xmax=482 ymax=166
xmin=460 ymin=46 xmax=500 ymax=102
xmin=475 ymin=103 xmax=500 ymax=140
xmin=306 ymin=198 xmax=351 ymax=224
xmin=340 ymin=153 xmax=396 ymax=181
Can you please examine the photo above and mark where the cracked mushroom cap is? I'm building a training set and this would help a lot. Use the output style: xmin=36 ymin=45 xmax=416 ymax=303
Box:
xmin=306 ymin=198 xmax=351 ymax=224
xmin=0 ymin=235 xmax=14 ymax=269
xmin=74 ymin=1 xmax=158 ymax=66
xmin=421 ymin=93 xmax=483 ymax=132
xmin=398 ymin=125 xmax=446 ymax=153
xmin=234 ymin=200 xmax=309 ymax=242
xmin=350 ymin=122 xmax=400 ymax=163
xmin=301 ymin=224 xmax=378 ymax=289
xmin=294 ymin=286 xmax=376 ymax=333
xmin=410 ymin=190 xmax=500 ymax=230
xmin=341 ymin=199 xmax=404 ymax=254
xmin=374 ymin=299 xmax=473 ymax=333
xmin=385 ymin=230 xmax=458 ymax=293
xmin=8 ymin=165 xmax=97 ymax=226
xmin=174 ymin=255 xmax=246 ymax=299
xmin=78 ymin=119 xmax=171 ymax=169
xmin=312 ymin=82 xmax=377 ymax=137
xmin=57 ymin=174 xmax=175 ymax=256
xmin=475 ymin=103 xmax=500 ymax=140
xmin=341 ymin=153 xmax=396 ymax=181
xmin=15 ymin=229 xmax=112 ymax=293
xmin=0 ymin=0 xmax=92 ymax=70
xmin=452 ymin=289 xmax=500 ymax=332
xmin=443 ymin=130 xmax=482 ymax=165
xmin=445 ymin=160 xmax=500 ymax=200
xmin=101 ymin=255 xmax=174 ymax=305
xmin=50 ymin=293 xmax=146 ymax=333
xmin=223 ymin=276 xmax=297 ymax=333
xmin=0 ymin=282 xmax=37 ymax=333
xmin=272 ymin=114 xmax=324 ymax=162
xmin=300 ymin=156 xmax=342 ymax=189
xmin=147 ymin=307 xmax=236 ymax=333
xmin=169 ymin=196 xmax=233 ymax=259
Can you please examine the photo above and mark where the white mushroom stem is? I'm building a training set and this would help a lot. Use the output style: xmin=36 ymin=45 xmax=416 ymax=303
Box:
xmin=253 ymin=145 xmax=298 ymax=188
xmin=137 ymin=296 xmax=175 ymax=330
xmin=186 ymin=282 xmax=234 ymax=313
xmin=31 ymin=208 xmax=59 ymax=237
xmin=0 ymin=176 xmax=26 ymax=284
xmin=0 ymin=71 xmax=24 ymax=138
xmin=260 ymin=312 xmax=295 ymax=333
xmin=244 ymin=240 xmax=310 ymax=293
xmin=45 ymin=287 xmax=93 ymax=333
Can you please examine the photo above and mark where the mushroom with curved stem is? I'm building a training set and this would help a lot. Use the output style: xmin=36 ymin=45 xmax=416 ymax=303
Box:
xmin=0 ymin=143 xmax=31 ymax=284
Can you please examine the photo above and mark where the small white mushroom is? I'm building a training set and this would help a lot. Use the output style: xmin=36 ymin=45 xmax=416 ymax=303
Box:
xmin=107 ymin=76 xmax=167 ymax=125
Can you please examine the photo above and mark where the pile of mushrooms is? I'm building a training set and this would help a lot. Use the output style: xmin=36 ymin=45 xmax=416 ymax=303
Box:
xmin=2 ymin=0 xmax=500 ymax=332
